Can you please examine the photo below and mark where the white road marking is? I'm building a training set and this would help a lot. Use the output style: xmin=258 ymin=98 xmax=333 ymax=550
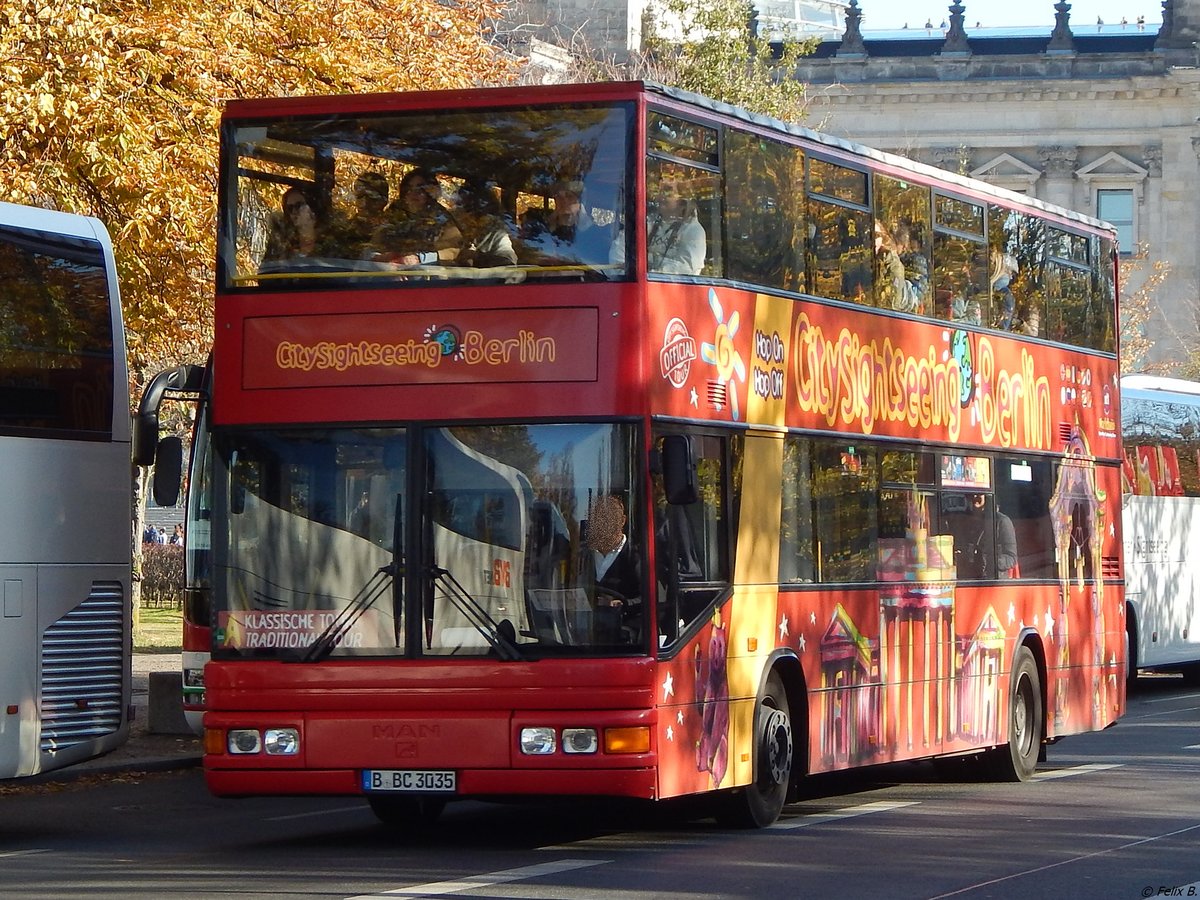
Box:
xmin=1030 ymin=763 xmax=1123 ymax=781
xmin=345 ymin=858 xmax=610 ymax=898
xmin=768 ymin=799 xmax=919 ymax=830
xmin=1144 ymin=693 xmax=1200 ymax=704
xmin=0 ymin=849 xmax=51 ymax=859
xmin=929 ymin=823 xmax=1200 ymax=898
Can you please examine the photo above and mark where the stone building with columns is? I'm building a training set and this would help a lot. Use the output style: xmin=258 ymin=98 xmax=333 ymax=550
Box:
xmin=506 ymin=0 xmax=1200 ymax=367
xmin=794 ymin=0 xmax=1200 ymax=370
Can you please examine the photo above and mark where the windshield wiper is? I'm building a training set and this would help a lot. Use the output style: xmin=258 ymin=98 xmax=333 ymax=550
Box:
xmin=428 ymin=563 xmax=522 ymax=661
xmin=300 ymin=563 xmax=397 ymax=663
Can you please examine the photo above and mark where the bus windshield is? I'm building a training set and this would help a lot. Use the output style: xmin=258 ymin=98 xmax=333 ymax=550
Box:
xmin=222 ymin=102 xmax=634 ymax=290
xmin=210 ymin=422 xmax=644 ymax=659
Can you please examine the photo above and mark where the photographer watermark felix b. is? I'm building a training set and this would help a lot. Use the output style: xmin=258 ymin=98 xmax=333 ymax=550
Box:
xmin=1143 ymin=885 xmax=1199 ymax=897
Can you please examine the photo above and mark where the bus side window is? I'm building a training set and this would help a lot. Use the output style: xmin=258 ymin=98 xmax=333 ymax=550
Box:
xmin=997 ymin=459 xmax=1057 ymax=580
xmin=653 ymin=432 xmax=731 ymax=646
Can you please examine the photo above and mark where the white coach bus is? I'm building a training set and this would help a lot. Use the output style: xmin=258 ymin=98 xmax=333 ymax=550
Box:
xmin=0 ymin=202 xmax=132 ymax=777
xmin=1122 ymin=374 xmax=1200 ymax=683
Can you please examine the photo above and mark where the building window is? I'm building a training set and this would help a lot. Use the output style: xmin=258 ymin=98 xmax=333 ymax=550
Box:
xmin=1096 ymin=189 xmax=1135 ymax=253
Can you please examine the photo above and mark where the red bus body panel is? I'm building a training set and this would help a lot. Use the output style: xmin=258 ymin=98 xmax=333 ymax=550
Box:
xmin=213 ymin=282 xmax=648 ymax=427
xmin=204 ymin=659 xmax=659 ymax=798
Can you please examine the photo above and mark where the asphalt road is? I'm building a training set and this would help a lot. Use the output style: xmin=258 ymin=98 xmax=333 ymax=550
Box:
xmin=0 ymin=674 xmax=1196 ymax=900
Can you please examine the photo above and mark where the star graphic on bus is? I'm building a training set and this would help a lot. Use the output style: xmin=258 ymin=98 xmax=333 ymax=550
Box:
xmin=662 ymin=671 xmax=675 ymax=699
xmin=779 ymin=614 xmax=789 ymax=640
xmin=666 ymin=725 xmax=674 ymax=742
xmin=699 ymin=288 xmax=746 ymax=421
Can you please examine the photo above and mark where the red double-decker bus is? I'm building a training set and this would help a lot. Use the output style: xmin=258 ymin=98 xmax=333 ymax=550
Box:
xmin=139 ymin=80 xmax=1125 ymax=827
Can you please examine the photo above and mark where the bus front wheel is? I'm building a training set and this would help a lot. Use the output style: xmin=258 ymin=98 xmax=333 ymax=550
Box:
xmin=717 ymin=671 xmax=792 ymax=828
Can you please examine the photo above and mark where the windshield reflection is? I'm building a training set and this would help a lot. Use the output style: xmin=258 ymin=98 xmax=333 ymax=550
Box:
xmin=210 ymin=423 xmax=645 ymax=659
xmin=424 ymin=424 xmax=644 ymax=655
xmin=213 ymin=428 xmax=404 ymax=657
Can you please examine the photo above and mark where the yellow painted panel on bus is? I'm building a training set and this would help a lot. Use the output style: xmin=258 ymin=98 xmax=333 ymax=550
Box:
xmin=733 ymin=434 xmax=784 ymax=586
xmin=745 ymin=293 xmax=792 ymax=427
xmin=728 ymin=696 xmax=755 ymax=787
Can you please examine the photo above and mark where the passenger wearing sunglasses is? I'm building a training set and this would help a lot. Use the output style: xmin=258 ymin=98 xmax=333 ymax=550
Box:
xmin=370 ymin=168 xmax=461 ymax=266
xmin=262 ymin=186 xmax=320 ymax=262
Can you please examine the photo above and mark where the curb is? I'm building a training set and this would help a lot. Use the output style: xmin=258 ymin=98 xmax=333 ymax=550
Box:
xmin=23 ymin=754 xmax=202 ymax=785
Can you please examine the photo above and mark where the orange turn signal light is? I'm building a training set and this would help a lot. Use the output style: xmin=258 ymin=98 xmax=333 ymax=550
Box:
xmin=604 ymin=726 xmax=650 ymax=754
xmin=204 ymin=728 xmax=226 ymax=755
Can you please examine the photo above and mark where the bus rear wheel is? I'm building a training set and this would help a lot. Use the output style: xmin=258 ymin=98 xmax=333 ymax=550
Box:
xmin=988 ymin=645 xmax=1042 ymax=782
xmin=717 ymin=671 xmax=792 ymax=828
xmin=1126 ymin=609 xmax=1139 ymax=686
xmin=367 ymin=796 xmax=446 ymax=830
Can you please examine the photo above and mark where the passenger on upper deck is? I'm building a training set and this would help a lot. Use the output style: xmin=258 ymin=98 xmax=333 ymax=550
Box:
xmin=647 ymin=180 xmax=706 ymax=275
xmin=520 ymin=179 xmax=609 ymax=265
xmin=453 ymin=180 xmax=518 ymax=268
xmin=612 ymin=162 xmax=706 ymax=276
xmin=990 ymin=247 xmax=1019 ymax=330
xmin=338 ymin=171 xmax=389 ymax=259
xmin=875 ymin=220 xmax=927 ymax=313
xmin=370 ymin=169 xmax=461 ymax=266
xmin=263 ymin=186 xmax=321 ymax=263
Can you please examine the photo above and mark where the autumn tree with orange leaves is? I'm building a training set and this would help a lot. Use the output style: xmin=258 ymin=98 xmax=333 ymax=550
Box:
xmin=1 ymin=0 xmax=513 ymax=392
xmin=1 ymin=0 xmax=512 ymax=626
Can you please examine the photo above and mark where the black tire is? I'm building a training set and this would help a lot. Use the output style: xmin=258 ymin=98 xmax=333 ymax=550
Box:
xmin=367 ymin=796 xmax=446 ymax=830
xmin=1126 ymin=608 xmax=1139 ymax=686
xmin=989 ymin=645 xmax=1042 ymax=782
xmin=716 ymin=671 xmax=793 ymax=828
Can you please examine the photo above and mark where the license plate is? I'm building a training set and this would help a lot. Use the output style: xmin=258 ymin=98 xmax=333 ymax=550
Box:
xmin=362 ymin=769 xmax=457 ymax=793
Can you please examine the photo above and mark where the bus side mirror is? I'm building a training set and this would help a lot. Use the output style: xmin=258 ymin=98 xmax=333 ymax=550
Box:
xmin=133 ymin=412 xmax=160 ymax=467
xmin=133 ymin=363 xmax=207 ymax=467
xmin=152 ymin=436 xmax=183 ymax=508
xmin=661 ymin=435 xmax=698 ymax=505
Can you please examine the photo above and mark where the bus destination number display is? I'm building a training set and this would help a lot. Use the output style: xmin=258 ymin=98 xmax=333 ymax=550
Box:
xmin=362 ymin=769 xmax=457 ymax=793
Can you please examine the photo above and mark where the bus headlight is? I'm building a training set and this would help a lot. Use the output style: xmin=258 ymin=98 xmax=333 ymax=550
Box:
xmin=561 ymin=728 xmax=598 ymax=754
xmin=264 ymin=728 xmax=300 ymax=755
xmin=519 ymin=727 xmax=556 ymax=755
xmin=227 ymin=729 xmax=262 ymax=754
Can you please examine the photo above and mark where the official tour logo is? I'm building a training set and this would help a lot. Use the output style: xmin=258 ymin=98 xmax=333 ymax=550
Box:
xmin=660 ymin=317 xmax=697 ymax=388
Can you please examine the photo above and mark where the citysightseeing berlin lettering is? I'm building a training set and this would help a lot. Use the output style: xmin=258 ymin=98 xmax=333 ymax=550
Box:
xmin=791 ymin=312 xmax=1054 ymax=450
xmin=241 ymin=307 xmax=598 ymax=389
xmin=650 ymin=285 xmax=1119 ymax=457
